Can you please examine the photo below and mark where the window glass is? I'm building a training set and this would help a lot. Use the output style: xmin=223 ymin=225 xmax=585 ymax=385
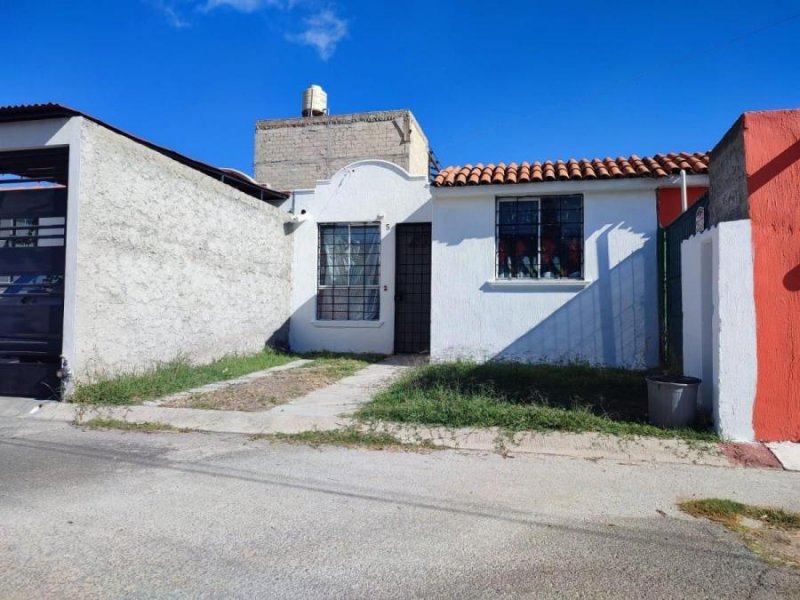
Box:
xmin=318 ymin=223 xmax=380 ymax=320
xmin=496 ymin=195 xmax=583 ymax=279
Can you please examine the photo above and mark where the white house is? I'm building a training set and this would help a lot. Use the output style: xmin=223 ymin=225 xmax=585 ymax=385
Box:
xmin=254 ymin=92 xmax=709 ymax=368
xmin=431 ymin=174 xmax=689 ymax=367
xmin=0 ymin=91 xmax=710 ymax=401
xmin=267 ymin=157 xmax=709 ymax=368
xmin=282 ymin=161 xmax=431 ymax=355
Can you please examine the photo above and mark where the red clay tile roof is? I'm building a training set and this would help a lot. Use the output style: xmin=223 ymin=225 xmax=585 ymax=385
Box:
xmin=432 ymin=152 xmax=709 ymax=187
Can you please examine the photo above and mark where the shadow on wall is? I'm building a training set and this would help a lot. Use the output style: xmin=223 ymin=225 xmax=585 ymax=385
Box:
xmin=748 ymin=137 xmax=800 ymax=196
xmin=265 ymin=317 xmax=291 ymax=352
xmin=489 ymin=227 xmax=657 ymax=368
xmin=783 ymin=263 xmax=800 ymax=291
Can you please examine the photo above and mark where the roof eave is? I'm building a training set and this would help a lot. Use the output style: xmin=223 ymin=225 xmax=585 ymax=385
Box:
xmin=0 ymin=103 xmax=288 ymax=201
xmin=431 ymin=174 xmax=710 ymax=197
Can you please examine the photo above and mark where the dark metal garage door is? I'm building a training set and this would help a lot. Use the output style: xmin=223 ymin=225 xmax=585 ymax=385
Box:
xmin=0 ymin=186 xmax=67 ymax=399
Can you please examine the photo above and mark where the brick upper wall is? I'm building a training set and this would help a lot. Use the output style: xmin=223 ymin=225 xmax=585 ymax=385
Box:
xmin=253 ymin=110 xmax=429 ymax=191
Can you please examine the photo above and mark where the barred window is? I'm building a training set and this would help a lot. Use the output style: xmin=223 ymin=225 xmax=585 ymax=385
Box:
xmin=496 ymin=195 xmax=583 ymax=280
xmin=317 ymin=223 xmax=381 ymax=320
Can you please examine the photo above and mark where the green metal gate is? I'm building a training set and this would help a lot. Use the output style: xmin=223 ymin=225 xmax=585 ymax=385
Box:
xmin=659 ymin=193 xmax=709 ymax=367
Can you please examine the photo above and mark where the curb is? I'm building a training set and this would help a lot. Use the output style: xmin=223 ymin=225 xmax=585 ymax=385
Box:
xmin=0 ymin=396 xmax=744 ymax=468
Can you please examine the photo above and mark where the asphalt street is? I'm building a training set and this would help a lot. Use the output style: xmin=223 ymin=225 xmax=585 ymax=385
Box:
xmin=1 ymin=418 xmax=799 ymax=599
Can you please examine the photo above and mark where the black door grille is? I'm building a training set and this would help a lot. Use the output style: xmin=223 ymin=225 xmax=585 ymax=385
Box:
xmin=394 ymin=223 xmax=431 ymax=354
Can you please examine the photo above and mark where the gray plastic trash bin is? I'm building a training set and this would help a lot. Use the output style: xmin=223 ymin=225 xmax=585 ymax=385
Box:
xmin=646 ymin=375 xmax=701 ymax=428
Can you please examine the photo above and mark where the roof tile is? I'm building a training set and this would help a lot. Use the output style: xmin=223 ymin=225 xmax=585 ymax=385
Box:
xmin=433 ymin=152 xmax=709 ymax=187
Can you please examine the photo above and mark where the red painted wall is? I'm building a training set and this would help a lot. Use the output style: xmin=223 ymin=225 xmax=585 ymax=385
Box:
xmin=656 ymin=187 xmax=708 ymax=227
xmin=745 ymin=111 xmax=800 ymax=441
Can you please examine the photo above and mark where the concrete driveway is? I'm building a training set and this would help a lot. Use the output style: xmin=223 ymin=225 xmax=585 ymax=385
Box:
xmin=1 ymin=419 xmax=798 ymax=599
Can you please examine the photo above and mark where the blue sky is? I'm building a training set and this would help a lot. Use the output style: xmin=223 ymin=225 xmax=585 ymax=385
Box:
xmin=2 ymin=1 xmax=799 ymax=175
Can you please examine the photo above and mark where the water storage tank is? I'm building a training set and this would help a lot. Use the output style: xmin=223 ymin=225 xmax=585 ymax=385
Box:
xmin=302 ymin=85 xmax=328 ymax=117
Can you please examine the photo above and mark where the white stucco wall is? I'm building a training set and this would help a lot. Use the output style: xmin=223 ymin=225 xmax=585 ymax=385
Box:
xmin=287 ymin=160 xmax=431 ymax=354
xmin=682 ymin=220 xmax=757 ymax=441
xmin=72 ymin=119 xmax=293 ymax=380
xmin=430 ymin=181 xmax=661 ymax=368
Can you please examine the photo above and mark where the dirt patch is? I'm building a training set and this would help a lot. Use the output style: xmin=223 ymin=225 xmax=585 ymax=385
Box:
xmin=720 ymin=442 xmax=783 ymax=469
xmin=752 ymin=528 xmax=800 ymax=567
xmin=164 ymin=364 xmax=346 ymax=412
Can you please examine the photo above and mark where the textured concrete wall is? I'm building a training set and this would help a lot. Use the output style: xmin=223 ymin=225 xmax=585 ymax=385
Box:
xmin=682 ymin=221 xmax=757 ymax=441
xmin=709 ymin=117 xmax=748 ymax=226
xmin=743 ymin=110 xmax=800 ymax=441
xmin=254 ymin=110 xmax=429 ymax=191
xmin=73 ymin=120 xmax=293 ymax=381
xmin=430 ymin=183 xmax=660 ymax=368
xmin=288 ymin=160 xmax=431 ymax=354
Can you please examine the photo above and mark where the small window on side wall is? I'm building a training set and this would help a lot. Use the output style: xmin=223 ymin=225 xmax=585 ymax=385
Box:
xmin=496 ymin=195 xmax=583 ymax=280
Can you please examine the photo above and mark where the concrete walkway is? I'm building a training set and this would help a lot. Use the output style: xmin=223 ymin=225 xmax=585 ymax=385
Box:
xmin=0 ymin=356 xmax=413 ymax=435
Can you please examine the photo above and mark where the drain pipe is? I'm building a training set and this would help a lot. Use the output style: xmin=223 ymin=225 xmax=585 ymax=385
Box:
xmin=680 ymin=169 xmax=688 ymax=213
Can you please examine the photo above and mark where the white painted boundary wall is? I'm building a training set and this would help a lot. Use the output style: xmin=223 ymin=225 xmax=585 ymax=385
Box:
xmin=430 ymin=183 xmax=660 ymax=368
xmin=682 ymin=220 xmax=757 ymax=441
xmin=287 ymin=160 xmax=431 ymax=354
xmin=73 ymin=119 xmax=293 ymax=381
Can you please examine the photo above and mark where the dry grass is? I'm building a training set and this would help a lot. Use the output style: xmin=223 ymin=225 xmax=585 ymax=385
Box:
xmin=165 ymin=354 xmax=382 ymax=412
xmin=78 ymin=417 xmax=195 ymax=433
xmin=251 ymin=427 xmax=440 ymax=452
xmin=680 ymin=498 xmax=800 ymax=568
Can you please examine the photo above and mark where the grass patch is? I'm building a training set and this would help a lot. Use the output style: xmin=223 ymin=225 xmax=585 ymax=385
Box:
xmin=253 ymin=427 xmax=438 ymax=451
xmin=70 ymin=348 xmax=297 ymax=406
xmin=680 ymin=498 xmax=800 ymax=568
xmin=78 ymin=417 xmax=194 ymax=433
xmin=680 ymin=499 xmax=800 ymax=530
xmin=358 ymin=361 xmax=717 ymax=441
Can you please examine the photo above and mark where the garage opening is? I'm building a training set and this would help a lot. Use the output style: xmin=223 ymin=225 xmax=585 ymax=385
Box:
xmin=0 ymin=147 xmax=68 ymax=399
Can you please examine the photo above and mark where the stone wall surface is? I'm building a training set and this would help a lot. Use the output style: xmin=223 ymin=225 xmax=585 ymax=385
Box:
xmin=74 ymin=120 xmax=293 ymax=381
xmin=709 ymin=117 xmax=748 ymax=226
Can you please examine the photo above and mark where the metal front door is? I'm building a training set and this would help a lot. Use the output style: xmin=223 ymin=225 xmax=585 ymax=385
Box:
xmin=0 ymin=188 xmax=67 ymax=398
xmin=394 ymin=223 xmax=431 ymax=354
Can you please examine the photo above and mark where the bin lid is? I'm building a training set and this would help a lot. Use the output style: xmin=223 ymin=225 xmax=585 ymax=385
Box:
xmin=646 ymin=375 xmax=701 ymax=385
